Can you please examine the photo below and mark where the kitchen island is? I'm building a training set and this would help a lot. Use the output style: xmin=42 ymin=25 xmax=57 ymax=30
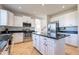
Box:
xmin=32 ymin=32 xmax=69 ymax=55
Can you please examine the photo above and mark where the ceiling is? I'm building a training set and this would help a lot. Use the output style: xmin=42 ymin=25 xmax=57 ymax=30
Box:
xmin=3 ymin=4 xmax=77 ymax=17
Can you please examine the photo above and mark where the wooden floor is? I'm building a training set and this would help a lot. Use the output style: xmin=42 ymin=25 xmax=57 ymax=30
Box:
xmin=10 ymin=41 xmax=78 ymax=55
xmin=65 ymin=45 xmax=78 ymax=55
xmin=10 ymin=41 xmax=40 ymax=55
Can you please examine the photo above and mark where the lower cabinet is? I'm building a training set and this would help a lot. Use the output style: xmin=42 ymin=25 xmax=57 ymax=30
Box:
xmin=35 ymin=35 xmax=40 ymax=50
xmin=39 ymin=36 xmax=58 ymax=55
xmin=65 ymin=34 xmax=78 ymax=47
xmin=32 ymin=34 xmax=36 ymax=47
xmin=12 ymin=33 xmax=23 ymax=43
xmin=70 ymin=34 xmax=78 ymax=46
xmin=65 ymin=36 xmax=71 ymax=44
xmin=47 ymin=38 xmax=56 ymax=55
xmin=39 ymin=36 xmax=48 ymax=55
xmin=32 ymin=34 xmax=65 ymax=55
xmin=32 ymin=34 xmax=40 ymax=51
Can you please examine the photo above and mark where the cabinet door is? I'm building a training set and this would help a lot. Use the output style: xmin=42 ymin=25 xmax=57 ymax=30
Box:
xmin=35 ymin=35 xmax=40 ymax=50
xmin=59 ymin=15 xmax=65 ymax=27
xmin=0 ymin=10 xmax=8 ymax=25
xmin=47 ymin=38 xmax=55 ymax=55
xmin=39 ymin=36 xmax=45 ymax=54
xmin=70 ymin=34 xmax=78 ymax=46
xmin=59 ymin=11 xmax=77 ymax=27
xmin=12 ymin=33 xmax=23 ymax=43
xmin=32 ymin=34 xmax=36 ymax=47
xmin=65 ymin=34 xmax=78 ymax=46
xmin=65 ymin=36 xmax=71 ymax=44
xmin=39 ymin=36 xmax=48 ymax=55
xmin=8 ymin=11 xmax=14 ymax=26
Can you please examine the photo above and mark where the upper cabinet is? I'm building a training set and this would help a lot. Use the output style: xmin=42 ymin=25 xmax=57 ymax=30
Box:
xmin=8 ymin=11 xmax=14 ymax=26
xmin=0 ymin=10 xmax=8 ymax=25
xmin=0 ymin=9 xmax=14 ymax=26
xmin=59 ymin=11 xmax=77 ymax=27
xmin=50 ymin=11 xmax=77 ymax=27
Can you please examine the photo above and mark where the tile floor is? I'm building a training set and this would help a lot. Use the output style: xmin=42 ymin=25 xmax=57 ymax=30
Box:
xmin=10 ymin=41 xmax=78 ymax=55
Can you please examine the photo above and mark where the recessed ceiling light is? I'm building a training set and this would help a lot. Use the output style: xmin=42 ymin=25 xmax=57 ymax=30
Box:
xmin=18 ymin=6 xmax=22 ymax=9
xmin=62 ymin=6 xmax=65 ymax=8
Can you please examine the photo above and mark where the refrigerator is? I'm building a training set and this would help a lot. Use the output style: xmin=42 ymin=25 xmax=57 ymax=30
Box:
xmin=47 ymin=21 xmax=59 ymax=38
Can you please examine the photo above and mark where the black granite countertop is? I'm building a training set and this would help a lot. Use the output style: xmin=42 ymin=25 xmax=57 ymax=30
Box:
xmin=32 ymin=32 xmax=70 ymax=40
xmin=1 ymin=30 xmax=35 ymax=34
xmin=0 ymin=34 xmax=12 ymax=52
xmin=59 ymin=31 xmax=78 ymax=34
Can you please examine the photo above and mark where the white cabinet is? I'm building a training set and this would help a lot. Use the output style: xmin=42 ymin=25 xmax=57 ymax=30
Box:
xmin=39 ymin=36 xmax=64 ymax=55
xmin=32 ymin=34 xmax=36 ymax=47
xmin=32 ymin=34 xmax=65 ymax=55
xmin=47 ymin=38 xmax=55 ymax=55
xmin=65 ymin=34 xmax=78 ymax=46
xmin=50 ymin=16 xmax=59 ymax=22
xmin=12 ymin=33 xmax=23 ymax=43
xmin=0 ymin=9 xmax=14 ymax=26
xmin=59 ymin=11 xmax=77 ymax=27
xmin=0 ymin=9 xmax=8 ymax=25
xmin=59 ymin=15 xmax=65 ymax=27
xmin=8 ymin=11 xmax=14 ymax=26
xmin=65 ymin=36 xmax=71 ymax=44
xmin=39 ymin=36 xmax=48 ymax=55
xmin=69 ymin=34 xmax=78 ymax=46
xmin=39 ymin=36 xmax=45 ymax=54
xmin=32 ymin=34 xmax=40 ymax=51
xmin=35 ymin=35 xmax=40 ymax=50
xmin=50 ymin=11 xmax=77 ymax=27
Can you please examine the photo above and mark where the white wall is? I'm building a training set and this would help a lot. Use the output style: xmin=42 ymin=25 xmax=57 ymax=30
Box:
xmin=35 ymin=19 xmax=41 ymax=34
xmin=40 ymin=15 xmax=48 ymax=34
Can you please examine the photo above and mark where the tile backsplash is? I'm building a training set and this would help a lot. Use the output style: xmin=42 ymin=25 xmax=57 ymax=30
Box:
xmin=59 ymin=26 xmax=78 ymax=34
xmin=59 ymin=26 xmax=78 ymax=31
